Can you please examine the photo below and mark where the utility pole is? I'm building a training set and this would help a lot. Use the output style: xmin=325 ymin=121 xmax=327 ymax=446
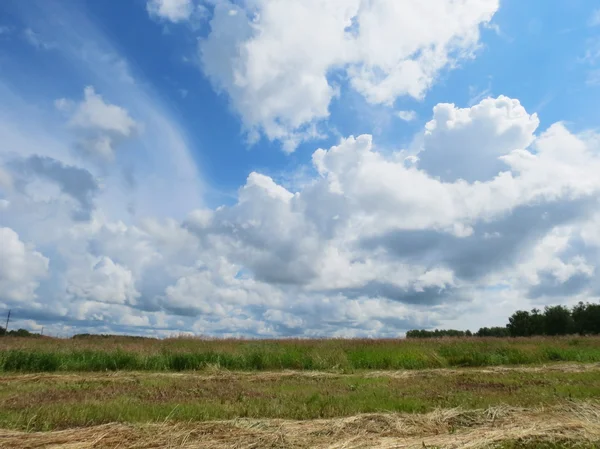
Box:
xmin=5 ymin=310 xmax=11 ymax=333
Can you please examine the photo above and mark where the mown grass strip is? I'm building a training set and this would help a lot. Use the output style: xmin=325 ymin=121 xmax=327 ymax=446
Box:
xmin=1 ymin=367 xmax=599 ymax=430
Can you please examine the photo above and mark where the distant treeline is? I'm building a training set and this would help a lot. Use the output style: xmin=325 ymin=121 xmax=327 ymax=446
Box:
xmin=71 ymin=333 xmax=151 ymax=340
xmin=406 ymin=327 xmax=509 ymax=338
xmin=407 ymin=329 xmax=472 ymax=338
xmin=0 ymin=328 xmax=42 ymax=338
xmin=0 ymin=329 xmax=152 ymax=340
xmin=407 ymin=302 xmax=600 ymax=338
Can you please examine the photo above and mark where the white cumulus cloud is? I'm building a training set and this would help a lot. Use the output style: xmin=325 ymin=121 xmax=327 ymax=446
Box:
xmin=0 ymin=227 xmax=49 ymax=303
xmin=4 ymin=94 xmax=600 ymax=336
xmin=57 ymin=86 xmax=140 ymax=162
xmin=66 ymin=255 xmax=140 ymax=305
xmin=199 ymin=0 xmax=499 ymax=150
xmin=418 ymin=96 xmax=539 ymax=182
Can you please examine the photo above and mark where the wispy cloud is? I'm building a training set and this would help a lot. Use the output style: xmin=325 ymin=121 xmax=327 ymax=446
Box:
xmin=468 ymin=81 xmax=493 ymax=106
xmin=2 ymin=0 xmax=204 ymax=220
xmin=147 ymin=0 xmax=194 ymax=23
xmin=396 ymin=110 xmax=417 ymax=122
xmin=23 ymin=28 xmax=55 ymax=50
xmin=582 ymin=38 xmax=600 ymax=65
xmin=589 ymin=9 xmax=600 ymax=27
xmin=580 ymin=37 xmax=600 ymax=87
xmin=587 ymin=69 xmax=600 ymax=86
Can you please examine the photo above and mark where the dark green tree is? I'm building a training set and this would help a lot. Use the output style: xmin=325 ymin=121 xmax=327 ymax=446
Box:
xmin=543 ymin=305 xmax=574 ymax=336
xmin=572 ymin=302 xmax=600 ymax=335
xmin=507 ymin=310 xmax=533 ymax=336
xmin=530 ymin=308 xmax=545 ymax=335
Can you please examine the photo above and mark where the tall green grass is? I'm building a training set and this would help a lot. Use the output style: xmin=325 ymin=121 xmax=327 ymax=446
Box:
xmin=1 ymin=336 xmax=600 ymax=373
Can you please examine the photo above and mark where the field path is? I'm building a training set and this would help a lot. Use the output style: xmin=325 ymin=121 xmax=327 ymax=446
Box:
xmin=2 ymin=361 xmax=599 ymax=383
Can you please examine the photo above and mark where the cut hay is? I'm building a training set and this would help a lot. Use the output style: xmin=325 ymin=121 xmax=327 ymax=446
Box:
xmin=1 ymin=401 xmax=599 ymax=448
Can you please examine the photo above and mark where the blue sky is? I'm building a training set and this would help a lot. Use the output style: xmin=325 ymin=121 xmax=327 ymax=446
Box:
xmin=1 ymin=0 xmax=600 ymax=337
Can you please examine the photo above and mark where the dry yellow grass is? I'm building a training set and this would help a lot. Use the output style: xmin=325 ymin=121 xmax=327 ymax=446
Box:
xmin=1 ymin=401 xmax=599 ymax=449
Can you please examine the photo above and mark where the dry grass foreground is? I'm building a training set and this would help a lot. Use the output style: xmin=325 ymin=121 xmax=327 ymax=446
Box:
xmin=1 ymin=401 xmax=599 ymax=449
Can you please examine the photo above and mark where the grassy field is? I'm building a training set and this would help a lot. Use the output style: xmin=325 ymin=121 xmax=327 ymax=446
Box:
xmin=1 ymin=365 xmax=599 ymax=447
xmin=2 ymin=335 xmax=600 ymax=372
xmin=1 ymin=365 xmax=600 ymax=430
xmin=2 ymin=336 xmax=600 ymax=447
